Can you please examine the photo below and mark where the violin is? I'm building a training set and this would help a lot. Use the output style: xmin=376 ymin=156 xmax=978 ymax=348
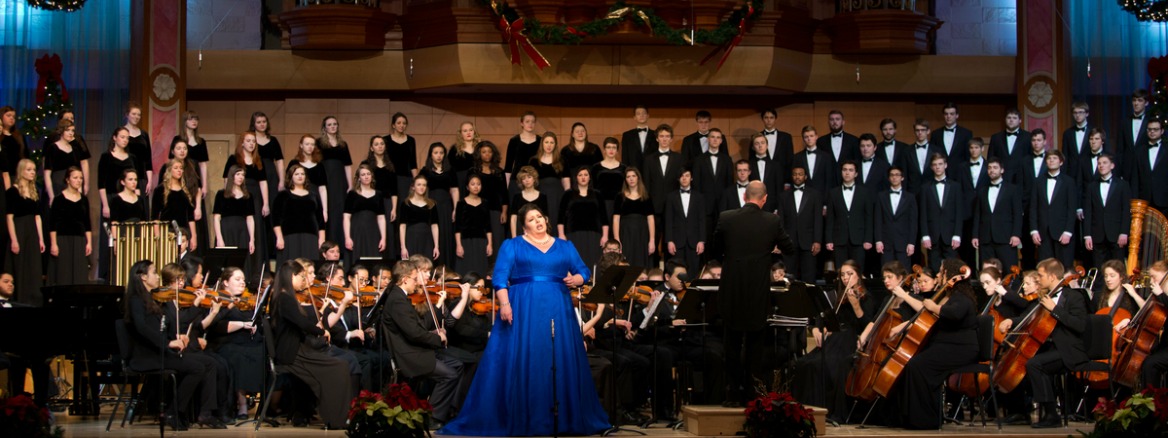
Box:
xmin=424 ymin=280 xmax=487 ymax=299
xmin=409 ymin=290 xmax=443 ymax=306
xmin=571 ymin=286 xmax=600 ymax=312
xmin=151 ymin=287 xmax=237 ymax=309
xmin=308 ymin=281 xmax=348 ymax=303
xmin=356 ymin=285 xmax=380 ymax=307
xmin=469 ymin=297 xmax=502 ymax=315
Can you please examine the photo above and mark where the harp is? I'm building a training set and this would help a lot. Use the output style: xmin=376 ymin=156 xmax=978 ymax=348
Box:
xmin=1126 ymin=199 xmax=1168 ymax=277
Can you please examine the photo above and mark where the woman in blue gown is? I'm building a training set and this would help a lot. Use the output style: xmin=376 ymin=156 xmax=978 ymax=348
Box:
xmin=440 ymin=203 xmax=610 ymax=436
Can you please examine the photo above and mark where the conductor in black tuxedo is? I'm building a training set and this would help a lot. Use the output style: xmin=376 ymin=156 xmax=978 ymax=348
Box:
xmin=1118 ymin=89 xmax=1150 ymax=168
xmin=710 ymin=181 xmax=797 ymax=406
xmin=857 ymin=134 xmax=890 ymax=193
xmin=777 ymin=167 xmax=823 ymax=282
xmin=997 ymin=258 xmax=1088 ymax=428
xmin=875 ymin=167 xmax=917 ymax=270
xmin=826 ymin=161 xmax=874 ymax=274
xmin=380 ymin=259 xmax=461 ymax=424
xmin=919 ymin=153 xmax=964 ymax=271
xmin=817 ymin=110 xmax=861 ymax=163
xmin=931 ymin=103 xmax=974 ymax=172
xmin=971 ymin=158 xmax=1023 ymax=269
xmin=792 ymin=126 xmax=838 ymax=193
xmin=664 ymin=168 xmax=707 ymax=273
xmin=1081 ymin=154 xmax=1131 ymax=268
xmin=1061 ymin=102 xmax=1093 ymax=176
xmin=621 ymin=105 xmax=656 ymax=172
xmin=1028 ymin=150 xmax=1079 ymax=270
xmin=748 ymin=133 xmax=784 ymax=211
xmin=988 ymin=109 xmax=1031 ymax=165
xmin=1130 ymin=118 xmax=1168 ymax=214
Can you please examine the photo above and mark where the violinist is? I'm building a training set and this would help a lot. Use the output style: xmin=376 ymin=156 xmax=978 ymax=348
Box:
xmin=162 ymin=262 xmax=234 ymax=426
xmin=626 ymin=262 xmax=687 ymax=421
xmin=315 ymin=260 xmax=363 ymax=395
xmin=590 ymin=250 xmax=654 ymax=426
xmin=270 ymin=259 xmax=351 ymax=429
xmin=893 ymin=258 xmax=978 ymax=430
xmin=379 ymin=259 xmax=460 ymax=428
xmin=444 ymin=272 xmax=490 ymax=409
xmin=338 ymin=265 xmax=391 ymax=391
xmin=979 ymin=267 xmax=1029 ymax=319
xmin=997 ymin=258 xmax=1089 ymax=428
xmin=1141 ymin=260 xmax=1168 ymax=388
xmin=123 ymin=260 xmax=222 ymax=430
xmin=792 ymin=260 xmax=875 ymax=424
xmin=205 ymin=265 xmax=265 ymax=421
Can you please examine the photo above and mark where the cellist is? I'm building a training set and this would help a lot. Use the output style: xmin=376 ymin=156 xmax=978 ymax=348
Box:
xmin=1139 ymin=260 xmax=1168 ymax=388
xmin=892 ymin=258 xmax=978 ymax=430
xmin=979 ymin=266 xmax=1030 ymax=319
xmin=997 ymin=258 xmax=1089 ymax=428
xmin=978 ymin=266 xmax=1034 ymax=424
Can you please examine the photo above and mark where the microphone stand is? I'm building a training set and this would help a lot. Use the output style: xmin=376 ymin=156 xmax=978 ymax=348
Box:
xmin=159 ymin=312 xmax=168 ymax=436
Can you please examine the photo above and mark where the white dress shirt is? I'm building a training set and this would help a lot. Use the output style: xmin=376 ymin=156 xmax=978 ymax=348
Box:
xmin=805 ymin=147 xmax=819 ymax=179
xmin=764 ymin=130 xmax=778 ymax=158
xmin=987 ymin=178 xmax=1002 ymax=213
xmin=1133 ymin=115 xmax=1145 ymax=144
xmin=889 ymin=187 xmax=902 ymax=215
xmin=842 ymin=184 xmax=855 ymax=210
xmin=1099 ymin=176 xmax=1112 ymax=207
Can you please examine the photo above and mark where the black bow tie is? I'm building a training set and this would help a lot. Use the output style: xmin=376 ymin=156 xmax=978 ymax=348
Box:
xmin=989 ymin=182 xmax=1001 ymax=188
xmin=763 ymin=130 xmax=776 ymax=135
xmin=737 ymin=183 xmax=748 ymax=189
xmin=1100 ymin=178 xmax=1111 ymax=184
xmin=916 ymin=144 xmax=928 ymax=149
xmin=935 ymin=179 xmax=946 ymax=184
xmin=680 ymin=189 xmax=691 ymax=194
xmin=637 ymin=128 xmax=648 ymax=133
xmin=756 ymin=156 xmax=768 ymax=162
xmin=1005 ymin=131 xmax=1017 ymax=137
xmin=890 ymin=190 xmax=901 ymax=195
xmin=1134 ymin=114 xmax=1145 ymax=120
xmin=842 ymin=185 xmax=854 ymax=191
xmin=698 ymin=132 xmax=708 ymax=137
xmin=1091 ymin=152 xmax=1102 ymax=158
xmin=969 ymin=161 xmax=980 ymax=167
xmin=1075 ymin=126 xmax=1086 ymax=132
xmin=1034 ymin=152 xmax=1045 ymax=159
xmin=1151 ymin=143 xmax=1161 ymax=149
xmin=831 ymin=133 xmax=843 ymax=138
xmin=805 ymin=149 xmax=817 ymax=155
xmin=944 ymin=127 xmax=956 ymax=133
xmin=1046 ymin=174 xmax=1059 ymax=180
xmin=862 ymin=157 xmax=873 ymax=163
xmin=884 ymin=141 xmax=896 ymax=147
xmin=793 ymin=186 xmax=804 ymax=191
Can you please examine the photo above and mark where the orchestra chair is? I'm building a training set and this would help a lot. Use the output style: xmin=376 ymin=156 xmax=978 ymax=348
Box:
xmin=939 ymin=315 xmax=1001 ymax=430
xmin=106 ymin=319 xmax=178 ymax=432
xmin=1058 ymin=314 xmax=1113 ymax=426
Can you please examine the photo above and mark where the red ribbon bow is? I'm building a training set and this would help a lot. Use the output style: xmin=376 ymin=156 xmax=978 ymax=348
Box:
xmin=34 ymin=54 xmax=69 ymax=104
xmin=498 ymin=17 xmax=550 ymax=70
xmin=700 ymin=3 xmax=755 ymax=70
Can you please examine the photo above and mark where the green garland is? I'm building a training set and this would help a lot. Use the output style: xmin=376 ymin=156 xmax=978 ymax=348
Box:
xmin=484 ymin=0 xmax=763 ymax=46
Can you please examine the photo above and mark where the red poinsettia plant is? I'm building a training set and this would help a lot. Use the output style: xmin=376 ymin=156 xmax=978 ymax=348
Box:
xmin=0 ymin=394 xmax=62 ymax=438
xmin=347 ymin=383 xmax=433 ymax=438
xmin=1083 ymin=387 xmax=1168 ymax=437
xmin=743 ymin=391 xmax=815 ymax=438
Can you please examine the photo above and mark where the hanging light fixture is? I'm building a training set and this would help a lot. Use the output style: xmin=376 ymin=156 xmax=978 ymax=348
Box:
xmin=26 ymin=0 xmax=87 ymax=12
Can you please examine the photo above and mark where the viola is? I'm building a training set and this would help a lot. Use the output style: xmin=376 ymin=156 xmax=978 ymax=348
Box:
xmin=424 ymin=280 xmax=487 ymax=299
xmin=992 ymin=265 xmax=1084 ymax=393
xmin=873 ymin=266 xmax=970 ymax=398
xmin=355 ymin=285 xmax=380 ymax=307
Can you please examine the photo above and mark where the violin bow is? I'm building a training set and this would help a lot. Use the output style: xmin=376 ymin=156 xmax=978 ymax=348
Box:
xmin=421 ymin=266 xmax=444 ymax=343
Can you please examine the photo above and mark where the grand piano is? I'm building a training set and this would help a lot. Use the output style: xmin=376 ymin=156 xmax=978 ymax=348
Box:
xmin=0 ymin=284 xmax=123 ymax=415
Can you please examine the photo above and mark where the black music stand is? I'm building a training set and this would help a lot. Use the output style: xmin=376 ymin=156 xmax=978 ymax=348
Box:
xmin=769 ymin=281 xmax=817 ymax=392
xmin=583 ymin=265 xmax=644 ymax=436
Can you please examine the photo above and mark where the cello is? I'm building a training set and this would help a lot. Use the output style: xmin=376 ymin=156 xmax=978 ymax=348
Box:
xmin=1112 ymin=273 xmax=1168 ymax=389
xmin=1084 ymin=270 xmax=1138 ymax=389
xmin=991 ymin=266 xmax=1083 ymax=393
xmin=845 ymin=265 xmax=920 ymax=400
xmin=947 ymin=265 xmax=1019 ymax=398
xmin=872 ymin=266 xmax=970 ymax=398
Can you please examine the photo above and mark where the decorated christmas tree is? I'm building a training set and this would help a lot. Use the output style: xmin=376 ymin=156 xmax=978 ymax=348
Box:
xmin=19 ymin=54 xmax=72 ymax=142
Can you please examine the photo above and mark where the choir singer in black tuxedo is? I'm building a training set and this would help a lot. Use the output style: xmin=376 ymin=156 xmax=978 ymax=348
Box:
xmin=919 ymin=153 xmax=964 ymax=271
xmin=711 ymin=181 xmax=797 ymax=407
xmin=825 ymin=161 xmax=874 ymax=273
xmin=1029 ymin=150 xmax=1079 ymax=270
xmin=1130 ymin=118 xmax=1168 ymax=215
xmin=620 ymin=105 xmax=656 ymax=172
xmin=777 ymin=167 xmax=823 ymax=282
xmin=971 ymin=158 xmax=1023 ymax=269
xmin=664 ymin=168 xmax=707 ymax=273
xmin=1080 ymin=154 xmax=1131 ymax=268
xmin=874 ymin=167 xmax=917 ymax=270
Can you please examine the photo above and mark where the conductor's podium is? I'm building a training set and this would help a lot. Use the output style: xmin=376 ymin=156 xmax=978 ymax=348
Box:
xmin=682 ymin=404 xmax=827 ymax=436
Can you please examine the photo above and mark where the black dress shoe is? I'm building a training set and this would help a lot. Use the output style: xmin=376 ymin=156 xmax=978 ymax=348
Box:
xmin=197 ymin=415 xmax=228 ymax=429
xmin=291 ymin=414 xmax=309 ymax=427
xmin=1003 ymin=413 xmax=1030 ymax=425
xmin=1031 ymin=416 xmax=1061 ymax=428
xmin=164 ymin=415 xmax=189 ymax=431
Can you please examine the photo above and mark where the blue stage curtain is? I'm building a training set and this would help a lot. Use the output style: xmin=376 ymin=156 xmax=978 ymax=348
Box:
xmin=0 ymin=0 xmax=131 ymax=147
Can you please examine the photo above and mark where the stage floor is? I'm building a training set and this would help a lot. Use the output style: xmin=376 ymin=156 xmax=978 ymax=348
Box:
xmin=56 ymin=413 xmax=1097 ymax=437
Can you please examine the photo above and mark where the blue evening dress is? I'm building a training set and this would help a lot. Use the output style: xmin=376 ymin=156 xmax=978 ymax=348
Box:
xmin=439 ymin=236 xmax=611 ymax=436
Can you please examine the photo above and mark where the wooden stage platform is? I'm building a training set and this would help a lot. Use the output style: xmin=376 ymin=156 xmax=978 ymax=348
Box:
xmin=55 ymin=406 xmax=1097 ymax=437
